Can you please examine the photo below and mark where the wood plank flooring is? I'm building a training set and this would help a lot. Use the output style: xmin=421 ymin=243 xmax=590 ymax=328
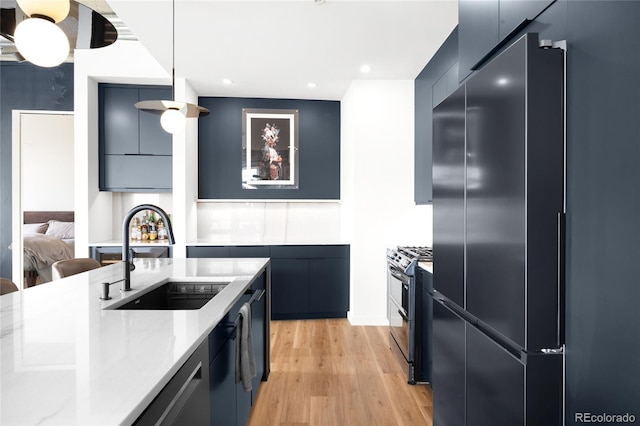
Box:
xmin=247 ymin=319 xmax=433 ymax=426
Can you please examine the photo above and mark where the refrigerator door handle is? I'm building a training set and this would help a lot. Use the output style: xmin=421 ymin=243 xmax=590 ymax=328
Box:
xmin=557 ymin=212 xmax=566 ymax=345
xmin=398 ymin=309 xmax=409 ymax=322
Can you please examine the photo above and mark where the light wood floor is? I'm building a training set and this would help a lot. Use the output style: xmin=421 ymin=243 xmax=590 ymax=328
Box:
xmin=247 ymin=319 xmax=433 ymax=426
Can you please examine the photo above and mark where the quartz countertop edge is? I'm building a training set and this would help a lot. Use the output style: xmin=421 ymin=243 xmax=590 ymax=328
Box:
xmin=0 ymin=257 xmax=269 ymax=425
xmin=418 ymin=261 xmax=433 ymax=273
xmin=187 ymin=238 xmax=350 ymax=246
xmin=90 ymin=239 xmax=350 ymax=246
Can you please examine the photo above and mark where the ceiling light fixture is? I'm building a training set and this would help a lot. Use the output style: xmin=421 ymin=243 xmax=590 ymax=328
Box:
xmin=360 ymin=64 xmax=372 ymax=73
xmin=1 ymin=0 xmax=118 ymax=68
xmin=222 ymin=78 xmax=233 ymax=85
xmin=135 ymin=0 xmax=209 ymax=135
xmin=307 ymin=82 xmax=317 ymax=88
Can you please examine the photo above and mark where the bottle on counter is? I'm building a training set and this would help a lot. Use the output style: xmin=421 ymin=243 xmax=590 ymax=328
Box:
xmin=130 ymin=217 xmax=139 ymax=241
xmin=148 ymin=221 xmax=157 ymax=241
xmin=140 ymin=221 xmax=149 ymax=241
xmin=157 ymin=218 xmax=167 ymax=241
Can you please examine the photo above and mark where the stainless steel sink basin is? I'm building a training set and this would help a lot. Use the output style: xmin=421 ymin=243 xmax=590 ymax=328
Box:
xmin=113 ymin=281 xmax=230 ymax=310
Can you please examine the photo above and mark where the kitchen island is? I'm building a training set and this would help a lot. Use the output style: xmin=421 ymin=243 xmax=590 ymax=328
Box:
xmin=0 ymin=257 xmax=270 ymax=425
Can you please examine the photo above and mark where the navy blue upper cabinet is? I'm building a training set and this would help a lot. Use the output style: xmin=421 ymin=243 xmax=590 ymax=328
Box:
xmin=103 ymin=86 xmax=139 ymax=155
xmin=138 ymin=88 xmax=173 ymax=156
xmin=414 ymin=27 xmax=458 ymax=204
xmin=99 ymin=84 xmax=173 ymax=192
xmin=458 ymin=0 xmax=555 ymax=81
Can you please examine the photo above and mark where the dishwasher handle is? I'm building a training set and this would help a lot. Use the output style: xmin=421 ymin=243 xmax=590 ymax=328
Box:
xmin=155 ymin=362 xmax=202 ymax=426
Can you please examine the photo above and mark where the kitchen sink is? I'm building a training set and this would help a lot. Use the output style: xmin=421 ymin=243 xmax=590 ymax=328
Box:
xmin=113 ymin=281 xmax=230 ymax=310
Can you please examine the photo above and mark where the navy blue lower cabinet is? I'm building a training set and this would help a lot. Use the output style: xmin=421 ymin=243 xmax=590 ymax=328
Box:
xmin=187 ymin=244 xmax=350 ymax=320
xmin=228 ymin=246 xmax=270 ymax=258
xmin=209 ymin=328 xmax=236 ymax=426
xmin=209 ymin=281 xmax=268 ymax=426
xmin=186 ymin=246 xmax=231 ymax=258
xmin=251 ymin=275 xmax=266 ymax=402
xmin=308 ymin=257 xmax=349 ymax=317
xmin=270 ymin=258 xmax=310 ymax=319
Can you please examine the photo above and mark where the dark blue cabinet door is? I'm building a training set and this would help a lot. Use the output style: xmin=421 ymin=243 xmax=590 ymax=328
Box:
xmin=139 ymin=87 xmax=172 ymax=155
xmin=414 ymin=27 xmax=458 ymax=205
xmin=236 ymin=371 xmax=252 ymax=426
xmin=228 ymin=246 xmax=270 ymax=258
xmin=187 ymin=246 xmax=231 ymax=258
xmin=270 ymin=258 xmax=309 ymax=317
xmin=103 ymin=86 xmax=139 ymax=155
xmin=210 ymin=331 xmax=237 ymax=426
xmin=308 ymin=257 xmax=349 ymax=316
xmin=103 ymin=155 xmax=172 ymax=191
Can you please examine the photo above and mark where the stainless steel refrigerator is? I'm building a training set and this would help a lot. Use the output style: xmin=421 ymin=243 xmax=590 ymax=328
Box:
xmin=432 ymin=33 xmax=565 ymax=426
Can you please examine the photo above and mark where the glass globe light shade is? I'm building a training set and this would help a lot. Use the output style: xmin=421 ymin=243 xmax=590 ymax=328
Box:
xmin=161 ymin=108 xmax=187 ymax=134
xmin=14 ymin=18 xmax=69 ymax=67
xmin=17 ymin=0 xmax=70 ymax=22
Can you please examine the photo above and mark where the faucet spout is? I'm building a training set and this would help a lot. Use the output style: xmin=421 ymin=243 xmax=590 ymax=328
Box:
xmin=122 ymin=204 xmax=175 ymax=291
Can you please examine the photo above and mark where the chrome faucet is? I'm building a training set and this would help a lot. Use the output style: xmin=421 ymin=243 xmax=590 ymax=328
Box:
xmin=121 ymin=204 xmax=175 ymax=291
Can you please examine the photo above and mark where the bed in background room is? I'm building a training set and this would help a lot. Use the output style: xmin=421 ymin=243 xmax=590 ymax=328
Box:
xmin=21 ymin=211 xmax=75 ymax=287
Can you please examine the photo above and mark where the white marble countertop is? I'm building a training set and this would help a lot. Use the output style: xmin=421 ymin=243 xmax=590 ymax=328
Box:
xmin=0 ymin=257 xmax=269 ymax=425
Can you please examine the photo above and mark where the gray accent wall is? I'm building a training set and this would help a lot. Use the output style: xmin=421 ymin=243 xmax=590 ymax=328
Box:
xmin=198 ymin=97 xmax=340 ymax=200
xmin=0 ymin=62 xmax=74 ymax=280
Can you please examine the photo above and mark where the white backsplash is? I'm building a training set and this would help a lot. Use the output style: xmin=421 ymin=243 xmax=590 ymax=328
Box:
xmin=197 ymin=202 xmax=343 ymax=243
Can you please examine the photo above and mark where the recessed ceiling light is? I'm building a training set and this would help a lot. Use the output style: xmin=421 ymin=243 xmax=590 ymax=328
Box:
xmin=307 ymin=82 xmax=317 ymax=88
xmin=222 ymin=78 xmax=232 ymax=85
xmin=360 ymin=64 xmax=372 ymax=73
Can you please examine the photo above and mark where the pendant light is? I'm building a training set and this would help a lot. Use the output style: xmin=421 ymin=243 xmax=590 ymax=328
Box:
xmin=1 ymin=0 xmax=118 ymax=67
xmin=135 ymin=0 xmax=209 ymax=134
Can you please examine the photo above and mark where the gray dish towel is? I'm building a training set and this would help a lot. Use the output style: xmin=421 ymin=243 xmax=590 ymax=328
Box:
xmin=236 ymin=302 xmax=257 ymax=392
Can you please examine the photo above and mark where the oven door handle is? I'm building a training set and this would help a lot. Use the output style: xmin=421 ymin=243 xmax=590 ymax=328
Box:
xmin=389 ymin=266 xmax=410 ymax=283
xmin=397 ymin=309 xmax=409 ymax=323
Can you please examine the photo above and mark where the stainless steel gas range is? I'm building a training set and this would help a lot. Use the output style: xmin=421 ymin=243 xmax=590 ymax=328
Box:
xmin=386 ymin=246 xmax=433 ymax=384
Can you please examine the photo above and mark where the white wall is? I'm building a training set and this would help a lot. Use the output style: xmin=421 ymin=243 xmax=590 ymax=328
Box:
xmin=74 ymin=41 xmax=171 ymax=255
xmin=20 ymin=113 xmax=74 ymax=211
xmin=341 ymin=80 xmax=433 ymax=325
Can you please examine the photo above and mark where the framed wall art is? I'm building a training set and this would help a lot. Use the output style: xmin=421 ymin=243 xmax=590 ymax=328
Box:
xmin=242 ymin=108 xmax=299 ymax=189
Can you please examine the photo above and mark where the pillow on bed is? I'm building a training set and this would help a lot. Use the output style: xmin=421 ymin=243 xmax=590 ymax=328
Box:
xmin=46 ymin=221 xmax=75 ymax=239
xmin=23 ymin=222 xmax=49 ymax=235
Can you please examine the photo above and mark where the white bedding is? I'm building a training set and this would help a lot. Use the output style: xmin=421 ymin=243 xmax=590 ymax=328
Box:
xmin=22 ymin=235 xmax=74 ymax=283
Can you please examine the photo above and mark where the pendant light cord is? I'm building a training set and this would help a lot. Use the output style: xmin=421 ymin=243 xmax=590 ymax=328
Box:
xmin=171 ymin=0 xmax=176 ymax=102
